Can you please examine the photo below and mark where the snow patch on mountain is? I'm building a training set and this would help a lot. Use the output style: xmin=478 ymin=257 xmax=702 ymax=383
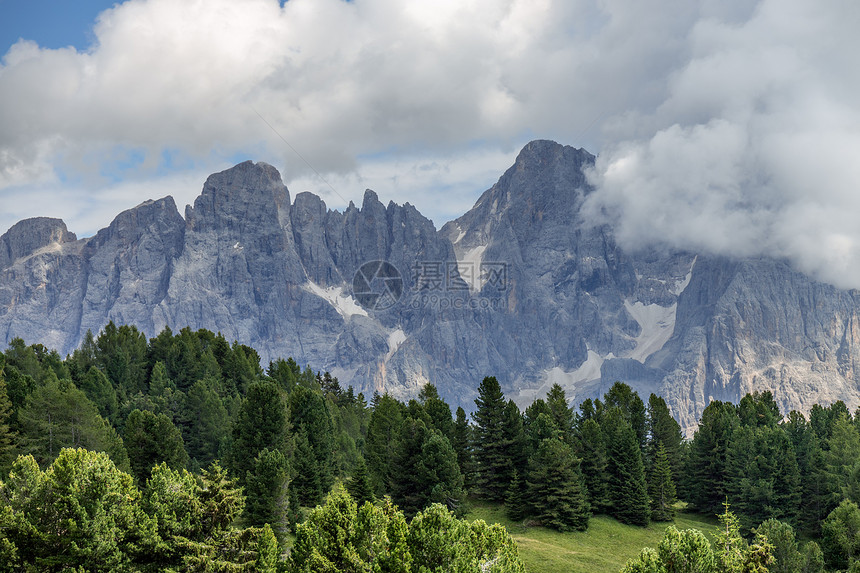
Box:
xmin=304 ymin=281 xmax=368 ymax=319
xmin=624 ymin=300 xmax=676 ymax=362
xmin=386 ymin=328 xmax=406 ymax=361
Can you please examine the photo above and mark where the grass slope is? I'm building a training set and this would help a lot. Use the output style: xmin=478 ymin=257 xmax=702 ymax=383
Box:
xmin=466 ymin=502 xmax=719 ymax=573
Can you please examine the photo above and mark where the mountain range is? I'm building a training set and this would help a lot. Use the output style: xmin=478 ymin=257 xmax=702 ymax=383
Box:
xmin=3 ymin=139 xmax=859 ymax=433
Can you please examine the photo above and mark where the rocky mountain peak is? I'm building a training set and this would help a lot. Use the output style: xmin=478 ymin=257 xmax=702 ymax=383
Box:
xmin=186 ymin=161 xmax=290 ymax=233
xmin=0 ymin=217 xmax=77 ymax=270
xmin=362 ymin=189 xmax=381 ymax=207
xmin=512 ymin=139 xmax=595 ymax=177
xmin=89 ymin=197 xmax=183 ymax=252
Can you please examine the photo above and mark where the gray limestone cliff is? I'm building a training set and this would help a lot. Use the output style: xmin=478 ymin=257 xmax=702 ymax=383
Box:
xmin=3 ymin=143 xmax=860 ymax=432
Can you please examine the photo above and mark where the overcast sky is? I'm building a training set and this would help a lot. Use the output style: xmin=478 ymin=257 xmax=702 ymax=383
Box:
xmin=1 ymin=0 xmax=859 ymax=288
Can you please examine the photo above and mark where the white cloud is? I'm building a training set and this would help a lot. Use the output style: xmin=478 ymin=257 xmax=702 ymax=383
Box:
xmin=1 ymin=0 xmax=858 ymax=289
xmin=584 ymin=0 xmax=860 ymax=289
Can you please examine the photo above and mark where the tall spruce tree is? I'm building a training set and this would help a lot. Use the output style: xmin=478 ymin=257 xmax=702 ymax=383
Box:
xmin=390 ymin=417 xmax=464 ymax=517
xmin=230 ymin=381 xmax=290 ymax=482
xmin=124 ymin=408 xmax=189 ymax=484
xmin=825 ymin=412 xmax=860 ymax=510
xmin=738 ymin=390 xmax=781 ymax=428
xmin=785 ymin=410 xmax=829 ymax=535
xmin=418 ymin=383 xmax=454 ymax=440
xmin=244 ymin=448 xmax=289 ymax=541
xmin=0 ymin=356 xmax=17 ymax=472
xmin=346 ymin=456 xmax=374 ymax=506
xmin=604 ymin=407 xmax=650 ymax=526
xmin=181 ymin=377 xmax=230 ymax=468
xmin=451 ymin=406 xmax=474 ymax=490
xmin=503 ymin=399 xmax=528 ymax=480
xmin=604 ymin=382 xmax=648 ymax=451
xmin=505 ymin=469 xmax=528 ymax=522
xmin=648 ymin=442 xmax=677 ymax=522
xmin=546 ymin=384 xmax=574 ymax=444
xmin=365 ymin=393 xmax=404 ymax=495
xmin=686 ymin=399 xmax=739 ymax=515
xmin=472 ymin=376 xmax=514 ymax=502
xmin=78 ymin=366 xmax=118 ymax=422
xmin=289 ymin=385 xmax=335 ymax=498
xmin=292 ymin=429 xmax=323 ymax=506
xmin=526 ymin=437 xmax=591 ymax=531
xmin=726 ymin=425 xmax=795 ymax=531
xmin=647 ymin=394 xmax=683 ymax=479
xmin=577 ymin=417 xmax=611 ymax=513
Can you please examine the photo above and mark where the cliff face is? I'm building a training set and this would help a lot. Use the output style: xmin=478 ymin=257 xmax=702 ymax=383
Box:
xmin=3 ymin=141 xmax=860 ymax=431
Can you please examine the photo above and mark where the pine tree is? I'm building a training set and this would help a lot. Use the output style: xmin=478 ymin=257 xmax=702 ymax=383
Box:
xmin=648 ymin=442 xmax=677 ymax=521
xmin=17 ymin=374 xmax=129 ymax=470
xmin=801 ymin=541 xmax=825 ymax=573
xmin=505 ymin=469 xmax=528 ymax=522
xmin=124 ymin=408 xmax=189 ymax=484
xmin=451 ymin=406 xmax=474 ymax=489
xmin=197 ymin=461 xmax=245 ymax=535
xmin=526 ymin=437 xmax=591 ymax=531
xmin=604 ymin=382 xmax=648 ymax=451
xmin=390 ymin=418 xmax=464 ymax=517
xmin=292 ymin=429 xmax=323 ymax=506
xmin=181 ymin=377 xmax=230 ymax=468
xmin=244 ymin=448 xmax=289 ymax=542
xmin=546 ymin=384 xmax=574 ymax=444
xmin=78 ymin=366 xmax=118 ymax=422
xmin=289 ymin=385 xmax=335 ymax=497
xmin=604 ymin=408 xmax=650 ymax=526
xmin=821 ymin=499 xmax=860 ymax=570
xmin=647 ymin=393 xmax=683 ymax=482
xmin=686 ymin=400 xmax=738 ymax=515
xmin=230 ymin=381 xmax=289 ymax=482
xmin=418 ymin=383 xmax=454 ymax=440
xmin=346 ymin=456 xmax=374 ymax=506
xmin=472 ymin=376 xmax=514 ymax=502
xmin=715 ymin=502 xmax=749 ymax=573
xmin=754 ymin=519 xmax=802 ymax=573
xmin=577 ymin=417 xmax=611 ymax=513
xmin=0 ymin=356 xmax=17 ymax=472
xmin=365 ymin=393 xmax=404 ymax=495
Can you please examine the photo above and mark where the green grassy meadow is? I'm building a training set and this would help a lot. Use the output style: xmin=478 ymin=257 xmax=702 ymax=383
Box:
xmin=466 ymin=502 xmax=720 ymax=573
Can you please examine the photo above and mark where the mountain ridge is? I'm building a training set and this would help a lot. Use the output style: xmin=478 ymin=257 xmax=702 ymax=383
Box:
xmin=2 ymin=140 xmax=859 ymax=432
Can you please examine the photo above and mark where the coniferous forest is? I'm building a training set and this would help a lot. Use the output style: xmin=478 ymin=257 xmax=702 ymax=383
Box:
xmin=2 ymin=323 xmax=860 ymax=571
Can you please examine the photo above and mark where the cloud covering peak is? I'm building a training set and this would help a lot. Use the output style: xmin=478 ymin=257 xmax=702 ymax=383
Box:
xmin=584 ymin=0 xmax=860 ymax=289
